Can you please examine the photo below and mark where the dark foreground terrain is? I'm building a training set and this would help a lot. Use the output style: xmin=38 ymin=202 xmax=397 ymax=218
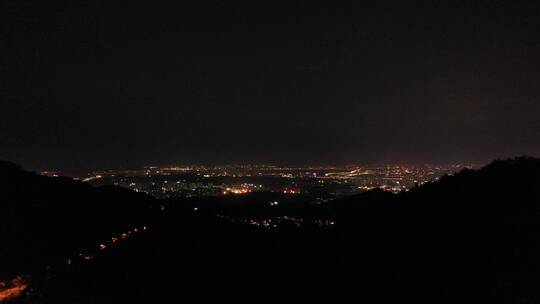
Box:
xmin=1 ymin=157 xmax=540 ymax=303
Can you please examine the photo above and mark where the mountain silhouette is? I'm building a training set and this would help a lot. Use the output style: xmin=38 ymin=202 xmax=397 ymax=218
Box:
xmin=0 ymin=160 xmax=158 ymax=278
xmin=333 ymin=157 xmax=540 ymax=302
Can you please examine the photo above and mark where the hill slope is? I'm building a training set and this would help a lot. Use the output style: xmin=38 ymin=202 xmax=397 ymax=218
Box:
xmin=333 ymin=157 xmax=540 ymax=302
xmin=0 ymin=161 xmax=159 ymax=278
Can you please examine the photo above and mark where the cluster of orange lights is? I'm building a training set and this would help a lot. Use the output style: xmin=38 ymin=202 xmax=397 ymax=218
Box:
xmin=0 ymin=277 xmax=29 ymax=303
xmin=222 ymin=187 xmax=251 ymax=195
xmin=282 ymin=188 xmax=300 ymax=194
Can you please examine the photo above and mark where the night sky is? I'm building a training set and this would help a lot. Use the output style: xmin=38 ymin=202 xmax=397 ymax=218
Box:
xmin=2 ymin=1 xmax=540 ymax=173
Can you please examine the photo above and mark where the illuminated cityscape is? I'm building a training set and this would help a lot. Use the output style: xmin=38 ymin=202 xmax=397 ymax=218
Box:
xmin=76 ymin=163 xmax=477 ymax=199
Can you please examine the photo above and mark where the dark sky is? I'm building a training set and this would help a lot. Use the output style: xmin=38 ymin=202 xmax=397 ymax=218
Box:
xmin=2 ymin=0 xmax=540 ymax=173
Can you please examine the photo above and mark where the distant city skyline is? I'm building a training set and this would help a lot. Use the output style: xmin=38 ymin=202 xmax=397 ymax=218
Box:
xmin=32 ymin=158 xmax=486 ymax=177
xmin=14 ymin=152 xmax=509 ymax=176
